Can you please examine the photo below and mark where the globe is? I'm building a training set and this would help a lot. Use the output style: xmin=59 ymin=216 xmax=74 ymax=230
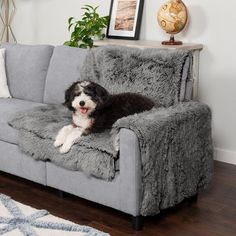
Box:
xmin=157 ymin=0 xmax=188 ymax=45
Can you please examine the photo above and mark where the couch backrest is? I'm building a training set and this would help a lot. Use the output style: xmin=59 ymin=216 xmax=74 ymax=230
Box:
xmin=1 ymin=43 xmax=54 ymax=103
xmin=43 ymin=46 xmax=88 ymax=104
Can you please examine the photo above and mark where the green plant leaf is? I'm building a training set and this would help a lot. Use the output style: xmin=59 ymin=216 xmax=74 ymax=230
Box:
xmin=84 ymin=5 xmax=94 ymax=9
xmin=81 ymin=7 xmax=90 ymax=11
xmin=93 ymin=13 xmax=99 ymax=19
xmin=77 ymin=21 xmax=86 ymax=26
xmin=83 ymin=37 xmax=93 ymax=45
xmin=94 ymin=6 xmax=99 ymax=11
xmin=63 ymin=41 xmax=72 ymax=46
xmin=79 ymin=43 xmax=88 ymax=48
xmin=70 ymin=41 xmax=79 ymax=47
xmin=68 ymin=23 xmax=74 ymax=31
xmin=84 ymin=12 xmax=92 ymax=18
xmin=68 ymin=17 xmax=74 ymax=24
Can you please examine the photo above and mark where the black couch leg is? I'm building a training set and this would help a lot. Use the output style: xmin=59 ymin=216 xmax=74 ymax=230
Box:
xmin=188 ymin=193 xmax=198 ymax=203
xmin=132 ymin=216 xmax=143 ymax=231
xmin=57 ymin=190 xmax=65 ymax=198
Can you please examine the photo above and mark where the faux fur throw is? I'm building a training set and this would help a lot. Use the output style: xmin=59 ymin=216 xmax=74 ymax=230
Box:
xmin=9 ymin=105 xmax=117 ymax=180
xmin=81 ymin=46 xmax=193 ymax=107
xmin=9 ymin=102 xmax=213 ymax=216
xmin=112 ymin=101 xmax=214 ymax=215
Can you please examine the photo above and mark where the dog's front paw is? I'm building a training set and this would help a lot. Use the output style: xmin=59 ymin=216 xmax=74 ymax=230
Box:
xmin=54 ymin=139 xmax=63 ymax=147
xmin=59 ymin=144 xmax=71 ymax=154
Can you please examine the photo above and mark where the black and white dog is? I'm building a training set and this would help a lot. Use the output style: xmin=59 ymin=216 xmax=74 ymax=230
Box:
xmin=54 ymin=81 xmax=154 ymax=153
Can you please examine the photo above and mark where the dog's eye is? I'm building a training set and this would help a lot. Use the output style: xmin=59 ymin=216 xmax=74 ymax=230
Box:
xmin=84 ymin=90 xmax=94 ymax=97
xmin=74 ymin=92 xmax=81 ymax=97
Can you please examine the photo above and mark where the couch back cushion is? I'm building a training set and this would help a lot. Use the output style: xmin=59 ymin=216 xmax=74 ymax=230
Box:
xmin=43 ymin=46 xmax=88 ymax=104
xmin=1 ymin=43 xmax=54 ymax=103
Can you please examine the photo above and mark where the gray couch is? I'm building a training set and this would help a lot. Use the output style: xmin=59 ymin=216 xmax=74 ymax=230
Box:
xmin=0 ymin=43 xmax=212 ymax=230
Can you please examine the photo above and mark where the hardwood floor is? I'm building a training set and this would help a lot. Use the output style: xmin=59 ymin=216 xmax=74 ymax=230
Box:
xmin=0 ymin=161 xmax=235 ymax=236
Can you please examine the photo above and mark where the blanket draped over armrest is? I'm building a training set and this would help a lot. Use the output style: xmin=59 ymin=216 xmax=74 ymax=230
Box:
xmin=9 ymin=101 xmax=213 ymax=216
xmin=112 ymin=101 xmax=214 ymax=215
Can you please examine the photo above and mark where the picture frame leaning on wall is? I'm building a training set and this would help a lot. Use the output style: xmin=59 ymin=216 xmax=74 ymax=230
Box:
xmin=106 ymin=0 xmax=144 ymax=40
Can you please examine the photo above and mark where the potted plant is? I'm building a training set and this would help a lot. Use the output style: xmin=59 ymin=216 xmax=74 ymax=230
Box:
xmin=64 ymin=5 xmax=109 ymax=48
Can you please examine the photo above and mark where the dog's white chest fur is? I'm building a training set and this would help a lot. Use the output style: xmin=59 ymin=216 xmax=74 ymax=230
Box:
xmin=73 ymin=112 xmax=92 ymax=129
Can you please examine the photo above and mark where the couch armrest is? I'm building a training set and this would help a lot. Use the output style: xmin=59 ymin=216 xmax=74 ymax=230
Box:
xmin=119 ymin=128 xmax=142 ymax=216
xmin=115 ymin=101 xmax=214 ymax=216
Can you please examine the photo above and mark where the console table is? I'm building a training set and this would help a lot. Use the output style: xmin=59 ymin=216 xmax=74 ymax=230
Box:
xmin=94 ymin=39 xmax=203 ymax=99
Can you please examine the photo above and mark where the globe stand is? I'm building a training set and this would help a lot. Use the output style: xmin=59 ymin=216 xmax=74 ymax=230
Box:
xmin=162 ymin=35 xmax=182 ymax=45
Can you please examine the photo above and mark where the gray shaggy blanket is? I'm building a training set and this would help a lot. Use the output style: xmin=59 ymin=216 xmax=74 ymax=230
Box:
xmin=112 ymin=101 xmax=214 ymax=215
xmin=9 ymin=102 xmax=214 ymax=216
xmin=9 ymin=105 xmax=117 ymax=180
xmin=81 ymin=46 xmax=193 ymax=106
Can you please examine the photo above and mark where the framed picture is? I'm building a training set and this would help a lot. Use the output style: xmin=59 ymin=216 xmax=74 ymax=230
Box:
xmin=106 ymin=0 xmax=144 ymax=40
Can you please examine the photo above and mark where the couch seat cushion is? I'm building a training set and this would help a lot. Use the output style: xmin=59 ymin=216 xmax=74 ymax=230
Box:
xmin=1 ymin=43 xmax=54 ymax=103
xmin=43 ymin=46 xmax=87 ymax=104
xmin=0 ymin=98 xmax=45 ymax=144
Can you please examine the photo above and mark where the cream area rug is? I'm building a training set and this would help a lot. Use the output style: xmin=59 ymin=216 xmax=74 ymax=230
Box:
xmin=0 ymin=194 xmax=109 ymax=236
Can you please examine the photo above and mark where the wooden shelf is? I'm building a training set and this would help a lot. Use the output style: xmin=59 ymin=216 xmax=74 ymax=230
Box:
xmin=94 ymin=39 xmax=203 ymax=51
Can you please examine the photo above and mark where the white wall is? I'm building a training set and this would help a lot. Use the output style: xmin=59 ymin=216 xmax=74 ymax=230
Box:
xmin=9 ymin=0 xmax=236 ymax=164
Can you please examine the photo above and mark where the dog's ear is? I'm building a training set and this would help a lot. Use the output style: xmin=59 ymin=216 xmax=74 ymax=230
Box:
xmin=95 ymin=84 xmax=110 ymax=109
xmin=63 ymin=82 xmax=77 ymax=111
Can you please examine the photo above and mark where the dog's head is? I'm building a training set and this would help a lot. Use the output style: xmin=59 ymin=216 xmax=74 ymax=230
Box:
xmin=64 ymin=81 xmax=110 ymax=116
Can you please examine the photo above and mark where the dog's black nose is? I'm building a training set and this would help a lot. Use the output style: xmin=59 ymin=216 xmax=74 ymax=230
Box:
xmin=79 ymin=101 xmax=85 ymax=106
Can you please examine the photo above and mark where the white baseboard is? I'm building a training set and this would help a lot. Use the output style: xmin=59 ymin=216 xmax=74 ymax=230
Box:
xmin=214 ymin=148 xmax=236 ymax=165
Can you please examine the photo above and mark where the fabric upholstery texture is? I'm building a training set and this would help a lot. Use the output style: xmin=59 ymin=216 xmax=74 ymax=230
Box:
xmin=1 ymin=43 xmax=54 ymax=102
xmin=0 ymin=49 xmax=11 ymax=98
xmin=0 ymin=98 xmax=45 ymax=144
xmin=0 ymin=140 xmax=46 ymax=185
xmin=81 ymin=46 xmax=192 ymax=107
xmin=43 ymin=46 xmax=88 ymax=104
